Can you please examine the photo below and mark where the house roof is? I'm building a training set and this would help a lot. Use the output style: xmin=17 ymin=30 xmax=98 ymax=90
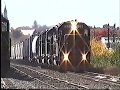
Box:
xmin=21 ymin=29 xmax=35 ymax=36
xmin=16 ymin=26 xmax=32 ymax=30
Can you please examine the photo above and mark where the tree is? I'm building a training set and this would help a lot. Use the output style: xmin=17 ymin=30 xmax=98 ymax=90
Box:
xmin=90 ymin=38 xmax=114 ymax=56
xmin=11 ymin=30 xmax=23 ymax=39
xmin=32 ymin=20 xmax=38 ymax=29
xmin=10 ymin=27 xmax=14 ymax=30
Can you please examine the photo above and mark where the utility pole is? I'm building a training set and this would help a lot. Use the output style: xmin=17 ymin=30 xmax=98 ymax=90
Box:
xmin=94 ymin=25 xmax=95 ymax=38
xmin=113 ymin=24 xmax=116 ymax=43
xmin=107 ymin=23 xmax=110 ymax=49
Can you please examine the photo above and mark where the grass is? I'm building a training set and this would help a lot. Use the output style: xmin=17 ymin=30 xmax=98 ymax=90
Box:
xmin=90 ymin=44 xmax=120 ymax=75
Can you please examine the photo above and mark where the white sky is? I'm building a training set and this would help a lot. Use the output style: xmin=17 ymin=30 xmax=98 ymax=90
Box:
xmin=1 ymin=0 xmax=120 ymax=28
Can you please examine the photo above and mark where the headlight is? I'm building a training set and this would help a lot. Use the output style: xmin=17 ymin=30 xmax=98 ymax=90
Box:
xmin=80 ymin=52 xmax=89 ymax=64
xmin=63 ymin=53 xmax=69 ymax=61
xmin=71 ymin=20 xmax=78 ymax=31
xmin=82 ymin=53 xmax=87 ymax=60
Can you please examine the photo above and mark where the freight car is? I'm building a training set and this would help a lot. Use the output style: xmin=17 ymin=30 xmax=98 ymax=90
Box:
xmin=11 ymin=20 xmax=90 ymax=72
xmin=1 ymin=15 xmax=10 ymax=77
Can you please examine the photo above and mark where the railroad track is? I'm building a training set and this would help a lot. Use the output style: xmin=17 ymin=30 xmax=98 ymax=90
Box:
xmin=11 ymin=63 xmax=88 ymax=89
xmin=11 ymin=66 xmax=57 ymax=89
xmin=29 ymin=66 xmax=120 ymax=89
xmin=46 ymin=70 xmax=120 ymax=89
xmin=10 ymin=62 xmax=120 ymax=89
xmin=67 ymin=71 xmax=120 ymax=86
xmin=84 ymin=71 xmax=120 ymax=84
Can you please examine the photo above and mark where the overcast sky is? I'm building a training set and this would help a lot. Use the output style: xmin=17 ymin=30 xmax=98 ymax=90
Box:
xmin=1 ymin=0 xmax=120 ymax=28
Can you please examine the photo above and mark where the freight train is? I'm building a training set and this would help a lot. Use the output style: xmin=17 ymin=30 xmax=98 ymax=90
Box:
xmin=1 ymin=15 xmax=10 ymax=77
xmin=11 ymin=20 xmax=90 ymax=72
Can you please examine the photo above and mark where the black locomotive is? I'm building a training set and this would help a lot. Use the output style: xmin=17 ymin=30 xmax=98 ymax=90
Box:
xmin=1 ymin=15 xmax=10 ymax=77
xmin=11 ymin=20 xmax=90 ymax=72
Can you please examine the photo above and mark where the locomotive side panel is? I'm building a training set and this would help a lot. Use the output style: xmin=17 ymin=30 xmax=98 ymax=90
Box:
xmin=47 ymin=28 xmax=58 ymax=65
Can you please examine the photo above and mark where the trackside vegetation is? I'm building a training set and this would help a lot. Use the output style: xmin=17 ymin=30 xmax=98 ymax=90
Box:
xmin=90 ymin=38 xmax=120 ymax=75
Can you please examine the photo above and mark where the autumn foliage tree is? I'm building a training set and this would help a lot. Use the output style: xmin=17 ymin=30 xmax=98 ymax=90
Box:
xmin=90 ymin=38 xmax=120 ymax=68
xmin=90 ymin=38 xmax=114 ymax=56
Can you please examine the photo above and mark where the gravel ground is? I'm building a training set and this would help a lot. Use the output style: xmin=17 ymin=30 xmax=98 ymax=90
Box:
xmin=11 ymin=64 xmax=86 ymax=89
xmin=9 ymin=61 xmax=120 ymax=89
xmin=1 ymin=67 xmax=55 ymax=89
xmin=1 ymin=78 xmax=57 ymax=89
xmin=27 ymin=65 xmax=120 ymax=89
